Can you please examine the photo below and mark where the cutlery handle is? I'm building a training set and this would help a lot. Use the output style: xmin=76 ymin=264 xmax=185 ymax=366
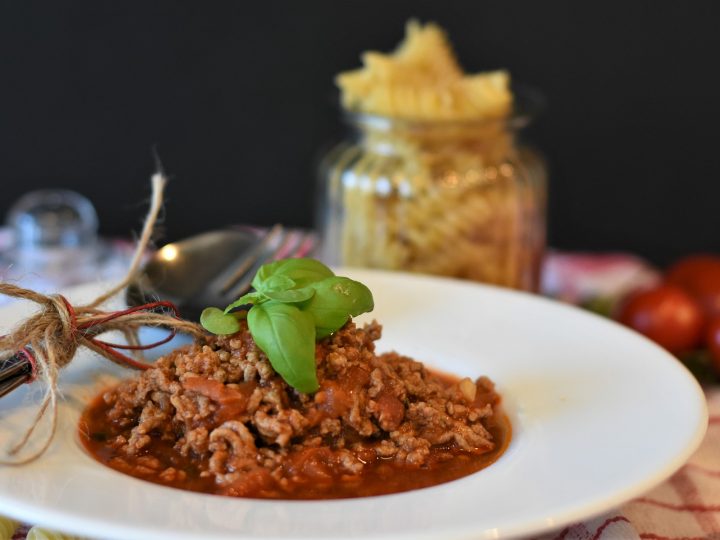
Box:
xmin=0 ymin=352 xmax=33 ymax=399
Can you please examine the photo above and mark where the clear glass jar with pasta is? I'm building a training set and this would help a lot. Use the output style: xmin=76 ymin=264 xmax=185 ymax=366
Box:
xmin=317 ymin=102 xmax=547 ymax=291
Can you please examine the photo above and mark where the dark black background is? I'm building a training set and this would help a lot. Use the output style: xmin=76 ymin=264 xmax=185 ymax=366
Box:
xmin=0 ymin=1 xmax=718 ymax=265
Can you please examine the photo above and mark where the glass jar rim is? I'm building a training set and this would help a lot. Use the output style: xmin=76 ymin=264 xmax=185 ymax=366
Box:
xmin=342 ymin=84 xmax=545 ymax=132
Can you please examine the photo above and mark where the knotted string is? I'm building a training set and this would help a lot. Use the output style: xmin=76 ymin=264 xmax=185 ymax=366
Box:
xmin=0 ymin=173 xmax=206 ymax=465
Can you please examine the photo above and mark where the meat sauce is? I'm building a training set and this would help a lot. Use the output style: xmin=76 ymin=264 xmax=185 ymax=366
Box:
xmin=78 ymin=321 xmax=510 ymax=500
xmin=79 ymin=372 xmax=510 ymax=499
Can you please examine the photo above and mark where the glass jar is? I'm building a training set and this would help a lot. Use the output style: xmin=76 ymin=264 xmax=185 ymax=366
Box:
xmin=1 ymin=189 xmax=106 ymax=291
xmin=317 ymin=95 xmax=547 ymax=291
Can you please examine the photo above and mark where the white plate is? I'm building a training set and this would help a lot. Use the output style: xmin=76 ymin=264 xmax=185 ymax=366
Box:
xmin=0 ymin=270 xmax=708 ymax=540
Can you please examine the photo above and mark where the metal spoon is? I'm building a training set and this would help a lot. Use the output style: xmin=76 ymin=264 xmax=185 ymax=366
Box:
xmin=126 ymin=225 xmax=317 ymax=320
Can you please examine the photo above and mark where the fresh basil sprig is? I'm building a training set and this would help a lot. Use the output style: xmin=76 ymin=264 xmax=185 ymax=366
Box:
xmin=200 ymin=258 xmax=374 ymax=393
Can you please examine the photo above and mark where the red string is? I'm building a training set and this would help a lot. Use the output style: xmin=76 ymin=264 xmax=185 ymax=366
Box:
xmin=62 ymin=297 xmax=182 ymax=372
xmin=98 ymin=331 xmax=176 ymax=351
xmin=85 ymin=338 xmax=158 ymax=370
xmin=78 ymin=301 xmax=179 ymax=330
xmin=86 ymin=301 xmax=182 ymax=370
xmin=11 ymin=297 xmax=182 ymax=385
xmin=21 ymin=348 xmax=38 ymax=383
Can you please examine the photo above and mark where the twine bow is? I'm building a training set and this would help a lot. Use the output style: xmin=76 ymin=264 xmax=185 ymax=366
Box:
xmin=0 ymin=173 xmax=206 ymax=465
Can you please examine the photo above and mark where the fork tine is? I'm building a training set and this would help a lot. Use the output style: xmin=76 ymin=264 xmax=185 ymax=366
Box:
xmin=293 ymin=230 xmax=318 ymax=258
xmin=223 ymin=229 xmax=318 ymax=301
xmin=270 ymin=229 xmax=302 ymax=261
xmin=222 ymin=227 xmax=293 ymax=301
xmin=218 ymin=224 xmax=284 ymax=295
xmin=268 ymin=228 xmax=315 ymax=262
xmin=190 ymin=225 xmax=283 ymax=310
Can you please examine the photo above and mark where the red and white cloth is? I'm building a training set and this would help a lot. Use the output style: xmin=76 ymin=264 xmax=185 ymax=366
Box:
xmin=540 ymin=251 xmax=661 ymax=305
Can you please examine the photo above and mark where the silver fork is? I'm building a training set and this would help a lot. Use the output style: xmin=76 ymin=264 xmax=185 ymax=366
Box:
xmin=127 ymin=224 xmax=318 ymax=320
xmin=188 ymin=225 xmax=318 ymax=310
xmin=0 ymin=225 xmax=318 ymax=398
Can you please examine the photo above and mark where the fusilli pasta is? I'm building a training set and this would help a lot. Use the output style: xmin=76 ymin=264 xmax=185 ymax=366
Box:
xmin=26 ymin=526 xmax=85 ymax=540
xmin=0 ymin=515 xmax=18 ymax=540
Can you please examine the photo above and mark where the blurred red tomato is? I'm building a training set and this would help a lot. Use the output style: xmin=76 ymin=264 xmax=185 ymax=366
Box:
xmin=666 ymin=255 xmax=720 ymax=317
xmin=706 ymin=316 xmax=720 ymax=372
xmin=617 ymin=284 xmax=705 ymax=354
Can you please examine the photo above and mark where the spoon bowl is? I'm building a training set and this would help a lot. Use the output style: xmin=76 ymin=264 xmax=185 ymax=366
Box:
xmin=126 ymin=227 xmax=316 ymax=321
xmin=126 ymin=229 xmax=257 ymax=319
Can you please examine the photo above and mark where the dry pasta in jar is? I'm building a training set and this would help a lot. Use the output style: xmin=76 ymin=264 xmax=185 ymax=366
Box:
xmin=318 ymin=21 xmax=546 ymax=291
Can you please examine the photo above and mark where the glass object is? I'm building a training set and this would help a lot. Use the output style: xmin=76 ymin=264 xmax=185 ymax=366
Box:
xmin=317 ymin=92 xmax=547 ymax=291
xmin=2 ymin=190 xmax=104 ymax=288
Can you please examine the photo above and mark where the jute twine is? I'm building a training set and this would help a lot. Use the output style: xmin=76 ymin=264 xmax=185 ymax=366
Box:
xmin=0 ymin=174 xmax=206 ymax=465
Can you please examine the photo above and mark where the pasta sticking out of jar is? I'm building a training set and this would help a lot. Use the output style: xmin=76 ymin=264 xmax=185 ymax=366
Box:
xmin=336 ymin=20 xmax=512 ymax=121
xmin=319 ymin=20 xmax=547 ymax=291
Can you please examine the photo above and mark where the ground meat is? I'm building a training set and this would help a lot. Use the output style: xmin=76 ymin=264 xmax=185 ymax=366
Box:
xmin=208 ymin=420 xmax=260 ymax=485
xmin=85 ymin=320 xmax=502 ymax=498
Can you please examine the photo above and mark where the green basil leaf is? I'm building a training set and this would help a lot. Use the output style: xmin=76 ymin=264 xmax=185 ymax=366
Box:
xmin=224 ymin=292 xmax=266 ymax=314
xmin=263 ymin=287 xmax=315 ymax=303
xmin=252 ymin=258 xmax=334 ymax=291
xmin=262 ymin=274 xmax=296 ymax=292
xmin=300 ymin=276 xmax=374 ymax=334
xmin=200 ymin=307 xmax=241 ymax=335
xmin=315 ymin=327 xmax=337 ymax=340
xmin=247 ymin=302 xmax=319 ymax=393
